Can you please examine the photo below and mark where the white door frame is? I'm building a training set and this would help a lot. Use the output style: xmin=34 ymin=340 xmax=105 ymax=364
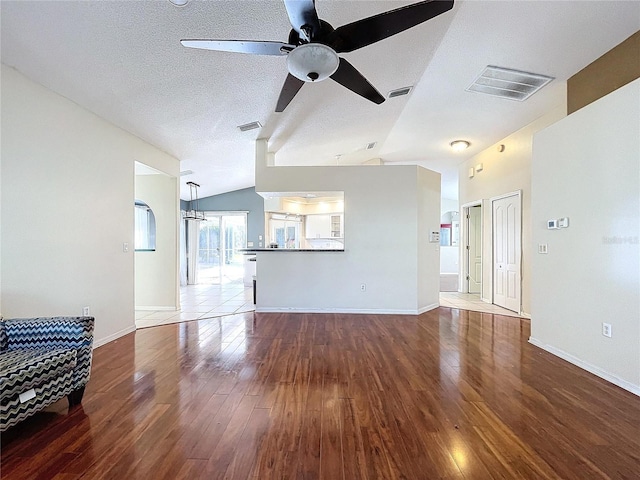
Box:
xmin=460 ymin=200 xmax=483 ymax=294
xmin=490 ymin=190 xmax=522 ymax=313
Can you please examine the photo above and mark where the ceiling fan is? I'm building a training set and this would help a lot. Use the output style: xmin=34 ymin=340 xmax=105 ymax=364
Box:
xmin=181 ymin=0 xmax=454 ymax=112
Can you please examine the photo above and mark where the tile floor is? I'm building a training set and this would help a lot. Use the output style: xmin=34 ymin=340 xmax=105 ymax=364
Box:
xmin=136 ymin=286 xmax=522 ymax=329
xmin=135 ymin=282 xmax=255 ymax=329
xmin=439 ymin=292 xmax=522 ymax=317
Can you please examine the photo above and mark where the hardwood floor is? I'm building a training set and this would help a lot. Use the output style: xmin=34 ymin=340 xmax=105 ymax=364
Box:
xmin=2 ymin=308 xmax=640 ymax=479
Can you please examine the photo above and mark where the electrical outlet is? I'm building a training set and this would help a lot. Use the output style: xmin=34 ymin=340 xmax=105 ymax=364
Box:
xmin=360 ymin=283 xmax=366 ymax=292
xmin=602 ymin=322 xmax=612 ymax=338
xmin=123 ymin=242 xmax=129 ymax=253
xmin=538 ymin=243 xmax=548 ymax=254
xmin=83 ymin=306 xmax=90 ymax=316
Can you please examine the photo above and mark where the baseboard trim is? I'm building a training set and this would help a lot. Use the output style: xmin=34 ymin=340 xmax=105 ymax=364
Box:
xmin=255 ymin=307 xmax=422 ymax=315
xmin=94 ymin=325 xmax=136 ymax=349
xmin=528 ymin=337 xmax=640 ymax=397
xmin=418 ymin=303 xmax=439 ymax=314
xmin=135 ymin=306 xmax=178 ymax=312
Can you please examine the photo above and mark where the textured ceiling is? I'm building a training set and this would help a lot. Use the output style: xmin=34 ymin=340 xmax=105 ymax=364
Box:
xmin=2 ymin=1 xmax=639 ymax=200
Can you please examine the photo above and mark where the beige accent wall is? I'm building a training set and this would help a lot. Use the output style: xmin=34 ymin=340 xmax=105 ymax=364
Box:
xmin=567 ymin=30 xmax=640 ymax=114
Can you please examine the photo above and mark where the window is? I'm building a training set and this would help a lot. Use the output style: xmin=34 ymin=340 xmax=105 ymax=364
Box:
xmin=135 ymin=200 xmax=156 ymax=251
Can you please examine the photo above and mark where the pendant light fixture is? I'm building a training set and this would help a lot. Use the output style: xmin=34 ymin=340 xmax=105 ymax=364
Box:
xmin=184 ymin=181 xmax=205 ymax=221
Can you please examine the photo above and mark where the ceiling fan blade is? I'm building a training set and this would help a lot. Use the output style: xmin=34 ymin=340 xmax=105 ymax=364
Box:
xmin=276 ymin=74 xmax=306 ymax=112
xmin=328 ymin=0 xmax=454 ymax=53
xmin=283 ymin=0 xmax=321 ymax=40
xmin=330 ymin=58 xmax=385 ymax=105
xmin=181 ymin=39 xmax=293 ymax=56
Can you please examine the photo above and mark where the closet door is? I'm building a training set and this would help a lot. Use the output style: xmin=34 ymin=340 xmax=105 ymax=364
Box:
xmin=492 ymin=193 xmax=521 ymax=313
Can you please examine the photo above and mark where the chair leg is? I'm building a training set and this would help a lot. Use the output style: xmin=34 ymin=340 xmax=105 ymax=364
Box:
xmin=68 ymin=386 xmax=85 ymax=407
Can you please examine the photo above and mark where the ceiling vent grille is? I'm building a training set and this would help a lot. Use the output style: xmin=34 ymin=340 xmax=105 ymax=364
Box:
xmin=366 ymin=142 xmax=377 ymax=150
xmin=388 ymin=86 xmax=413 ymax=98
xmin=466 ymin=66 xmax=553 ymax=101
xmin=237 ymin=121 xmax=262 ymax=132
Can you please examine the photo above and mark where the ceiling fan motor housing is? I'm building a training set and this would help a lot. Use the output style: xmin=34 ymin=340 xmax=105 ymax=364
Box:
xmin=286 ymin=43 xmax=339 ymax=82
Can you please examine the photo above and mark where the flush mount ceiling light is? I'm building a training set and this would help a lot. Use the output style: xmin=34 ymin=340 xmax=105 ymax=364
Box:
xmin=168 ymin=0 xmax=190 ymax=6
xmin=450 ymin=140 xmax=470 ymax=152
xmin=286 ymin=43 xmax=339 ymax=82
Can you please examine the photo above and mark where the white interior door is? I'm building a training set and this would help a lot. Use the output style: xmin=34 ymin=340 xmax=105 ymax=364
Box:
xmin=467 ymin=205 xmax=482 ymax=294
xmin=492 ymin=194 xmax=521 ymax=312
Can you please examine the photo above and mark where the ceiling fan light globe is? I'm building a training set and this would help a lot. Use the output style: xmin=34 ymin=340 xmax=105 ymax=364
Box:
xmin=287 ymin=43 xmax=339 ymax=82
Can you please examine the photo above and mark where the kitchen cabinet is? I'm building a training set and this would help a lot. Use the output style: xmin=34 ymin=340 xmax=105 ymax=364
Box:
xmin=305 ymin=214 xmax=343 ymax=239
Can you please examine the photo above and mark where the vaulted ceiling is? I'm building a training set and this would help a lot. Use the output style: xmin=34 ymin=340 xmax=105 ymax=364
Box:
xmin=2 ymin=1 xmax=639 ymax=200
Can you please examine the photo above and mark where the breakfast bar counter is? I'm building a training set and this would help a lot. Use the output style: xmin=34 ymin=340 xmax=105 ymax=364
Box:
xmin=239 ymin=248 xmax=344 ymax=252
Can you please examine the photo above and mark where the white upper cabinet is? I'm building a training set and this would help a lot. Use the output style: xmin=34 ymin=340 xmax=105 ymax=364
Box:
xmin=306 ymin=214 xmax=343 ymax=239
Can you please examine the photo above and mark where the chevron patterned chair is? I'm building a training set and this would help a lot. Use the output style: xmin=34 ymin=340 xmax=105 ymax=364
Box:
xmin=0 ymin=316 xmax=94 ymax=432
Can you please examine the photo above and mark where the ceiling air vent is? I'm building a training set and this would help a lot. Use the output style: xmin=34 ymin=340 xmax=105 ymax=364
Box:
xmin=388 ymin=86 xmax=413 ymax=99
xmin=237 ymin=121 xmax=262 ymax=132
xmin=466 ymin=66 xmax=553 ymax=101
xmin=366 ymin=142 xmax=377 ymax=150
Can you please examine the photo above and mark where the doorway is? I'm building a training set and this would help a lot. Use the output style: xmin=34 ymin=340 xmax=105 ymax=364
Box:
xmin=491 ymin=192 xmax=521 ymax=313
xmin=467 ymin=205 xmax=482 ymax=294
xmin=461 ymin=201 xmax=483 ymax=295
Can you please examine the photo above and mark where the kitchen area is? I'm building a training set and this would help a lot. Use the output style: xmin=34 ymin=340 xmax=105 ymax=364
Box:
xmin=241 ymin=191 xmax=345 ymax=295
xmin=263 ymin=191 xmax=345 ymax=250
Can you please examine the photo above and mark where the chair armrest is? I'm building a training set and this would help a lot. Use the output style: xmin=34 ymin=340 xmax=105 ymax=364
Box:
xmin=3 ymin=317 xmax=95 ymax=388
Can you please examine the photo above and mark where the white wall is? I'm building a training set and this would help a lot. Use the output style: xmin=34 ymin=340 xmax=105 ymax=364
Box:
xmin=458 ymin=105 xmax=566 ymax=314
xmin=255 ymin=140 xmax=441 ymax=314
xmin=531 ymin=79 xmax=640 ymax=394
xmin=1 ymin=65 xmax=179 ymax=346
xmin=418 ymin=167 xmax=442 ymax=310
xmin=440 ymin=197 xmax=459 ymax=274
xmin=135 ymin=173 xmax=179 ymax=310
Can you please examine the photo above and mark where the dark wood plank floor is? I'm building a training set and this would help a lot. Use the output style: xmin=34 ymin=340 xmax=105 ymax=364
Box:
xmin=2 ymin=308 xmax=640 ymax=479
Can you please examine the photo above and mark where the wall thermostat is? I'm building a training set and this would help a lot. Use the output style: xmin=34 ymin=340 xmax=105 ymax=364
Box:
xmin=547 ymin=219 xmax=558 ymax=229
xmin=558 ymin=217 xmax=570 ymax=228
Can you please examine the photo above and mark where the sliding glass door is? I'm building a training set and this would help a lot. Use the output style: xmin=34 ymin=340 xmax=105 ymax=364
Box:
xmin=197 ymin=215 xmax=222 ymax=284
xmin=195 ymin=212 xmax=247 ymax=284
